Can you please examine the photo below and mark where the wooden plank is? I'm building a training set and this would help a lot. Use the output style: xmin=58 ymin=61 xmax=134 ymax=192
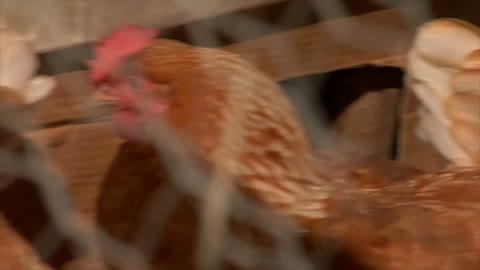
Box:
xmin=27 ymin=123 xmax=123 ymax=219
xmin=28 ymin=71 xmax=112 ymax=127
xmin=1 ymin=0 xmax=282 ymax=52
xmin=29 ymin=10 xmax=411 ymax=127
xmin=224 ymin=9 xmax=412 ymax=81
xmin=35 ymin=0 xmax=390 ymax=75
xmin=369 ymin=54 xmax=406 ymax=68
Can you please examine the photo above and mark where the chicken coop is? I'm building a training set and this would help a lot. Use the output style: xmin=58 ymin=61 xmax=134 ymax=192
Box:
xmin=1 ymin=0 xmax=479 ymax=269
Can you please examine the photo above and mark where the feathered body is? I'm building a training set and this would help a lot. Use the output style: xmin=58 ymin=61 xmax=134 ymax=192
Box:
xmin=90 ymin=27 xmax=480 ymax=270
xmin=0 ymin=23 xmax=56 ymax=104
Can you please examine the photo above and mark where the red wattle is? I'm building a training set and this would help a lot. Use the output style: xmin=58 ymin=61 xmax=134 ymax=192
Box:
xmin=112 ymin=110 xmax=143 ymax=141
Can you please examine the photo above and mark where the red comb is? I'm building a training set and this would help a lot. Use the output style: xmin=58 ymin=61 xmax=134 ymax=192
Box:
xmin=89 ymin=25 xmax=158 ymax=82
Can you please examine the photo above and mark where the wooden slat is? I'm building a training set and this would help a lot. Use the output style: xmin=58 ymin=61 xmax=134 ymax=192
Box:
xmin=0 ymin=0 xmax=282 ymax=52
xmin=369 ymin=54 xmax=406 ymax=68
xmin=28 ymin=10 xmax=411 ymax=127
xmin=27 ymin=123 xmax=123 ymax=219
xmin=224 ymin=9 xmax=412 ymax=81
xmin=27 ymin=71 xmax=112 ymax=127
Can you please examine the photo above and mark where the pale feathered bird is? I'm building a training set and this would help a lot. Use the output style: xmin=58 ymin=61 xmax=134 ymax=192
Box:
xmin=0 ymin=20 xmax=56 ymax=104
xmin=407 ymin=18 xmax=480 ymax=167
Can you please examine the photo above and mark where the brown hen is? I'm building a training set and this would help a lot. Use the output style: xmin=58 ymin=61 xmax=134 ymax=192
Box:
xmin=90 ymin=28 xmax=480 ymax=270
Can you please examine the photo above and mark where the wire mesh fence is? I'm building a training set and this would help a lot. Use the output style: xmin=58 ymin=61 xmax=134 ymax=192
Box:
xmin=1 ymin=1 xmax=478 ymax=270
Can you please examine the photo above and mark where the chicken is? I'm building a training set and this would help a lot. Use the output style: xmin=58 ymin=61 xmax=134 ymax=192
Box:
xmin=0 ymin=19 xmax=56 ymax=104
xmin=406 ymin=19 xmax=480 ymax=167
xmin=89 ymin=26 xmax=480 ymax=270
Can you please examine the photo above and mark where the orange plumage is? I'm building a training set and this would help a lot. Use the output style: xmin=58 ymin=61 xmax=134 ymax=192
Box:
xmin=90 ymin=27 xmax=480 ymax=270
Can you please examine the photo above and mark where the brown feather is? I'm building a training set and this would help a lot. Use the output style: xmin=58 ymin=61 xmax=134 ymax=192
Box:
xmin=95 ymin=39 xmax=480 ymax=270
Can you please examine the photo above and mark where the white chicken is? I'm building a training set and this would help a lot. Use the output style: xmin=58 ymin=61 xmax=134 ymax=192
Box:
xmin=406 ymin=18 xmax=480 ymax=167
xmin=0 ymin=18 xmax=56 ymax=104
